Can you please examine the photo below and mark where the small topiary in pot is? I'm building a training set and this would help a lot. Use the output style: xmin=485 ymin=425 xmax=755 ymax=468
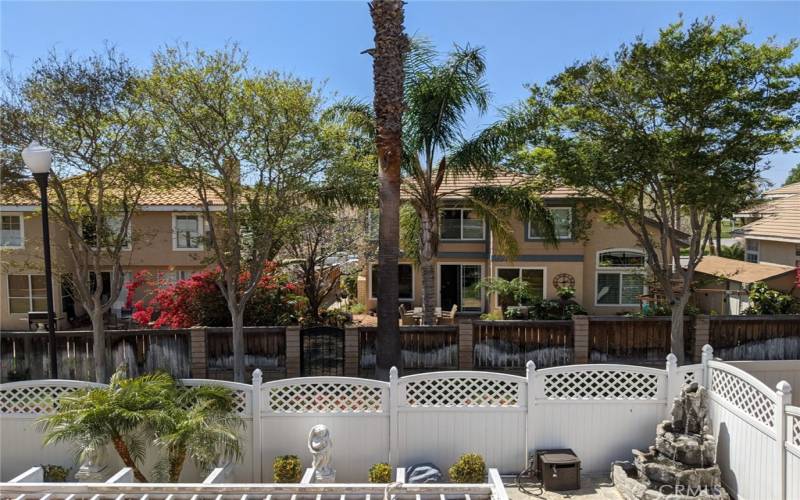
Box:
xmin=273 ymin=455 xmax=302 ymax=483
xmin=448 ymin=453 xmax=486 ymax=483
xmin=368 ymin=462 xmax=392 ymax=483
xmin=41 ymin=465 xmax=70 ymax=482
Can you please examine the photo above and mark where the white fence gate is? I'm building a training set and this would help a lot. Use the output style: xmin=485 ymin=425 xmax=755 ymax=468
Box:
xmin=1 ymin=347 xmax=797 ymax=498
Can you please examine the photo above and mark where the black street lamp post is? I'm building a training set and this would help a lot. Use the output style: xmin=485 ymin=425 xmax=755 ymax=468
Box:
xmin=22 ymin=141 xmax=57 ymax=377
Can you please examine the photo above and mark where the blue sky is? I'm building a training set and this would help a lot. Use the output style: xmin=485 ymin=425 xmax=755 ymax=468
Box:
xmin=2 ymin=1 xmax=799 ymax=185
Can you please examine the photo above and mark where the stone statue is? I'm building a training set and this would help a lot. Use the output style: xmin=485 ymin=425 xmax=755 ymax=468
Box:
xmin=308 ymin=424 xmax=335 ymax=482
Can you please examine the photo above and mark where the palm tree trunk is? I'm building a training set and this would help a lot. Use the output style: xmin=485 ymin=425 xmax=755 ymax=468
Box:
xmin=111 ymin=435 xmax=148 ymax=482
xmin=370 ymin=0 xmax=407 ymax=380
xmin=168 ymin=446 xmax=187 ymax=482
xmin=90 ymin=304 xmax=107 ymax=383
xmin=419 ymin=209 xmax=437 ymax=325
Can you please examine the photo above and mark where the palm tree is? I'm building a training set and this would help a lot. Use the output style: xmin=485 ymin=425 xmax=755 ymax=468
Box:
xmin=369 ymin=0 xmax=408 ymax=380
xmin=38 ymin=370 xmax=174 ymax=482
xmin=38 ymin=369 xmax=244 ymax=483
xmin=401 ymin=43 xmax=557 ymax=325
xmin=153 ymin=384 xmax=244 ymax=482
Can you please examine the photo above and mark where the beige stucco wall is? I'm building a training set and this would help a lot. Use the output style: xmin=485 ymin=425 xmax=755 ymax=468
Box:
xmin=753 ymin=239 xmax=798 ymax=267
xmin=0 ymin=210 xmax=211 ymax=330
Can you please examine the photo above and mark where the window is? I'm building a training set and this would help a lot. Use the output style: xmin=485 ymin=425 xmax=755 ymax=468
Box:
xmin=439 ymin=264 xmax=483 ymax=312
xmin=495 ymin=267 xmax=545 ymax=306
xmin=171 ymin=270 xmax=195 ymax=282
xmin=745 ymin=239 xmax=759 ymax=263
xmin=173 ymin=214 xmax=202 ymax=250
xmin=440 ymin=209 xmax=484 ymax=240
xmin=0 ymin=214 xmax=23 ymax=248
xmin=529 ymin=207 xmax=572 ymax=240
xmin=371 ymin=264 xmax=413 ymax=300
xmin=596 ymin=249 xmax=646 ymax=306
xmin=82 ymin=215 xmax=131 ymax=250
xmin=7 ymin=275 xmax=48 ymax=313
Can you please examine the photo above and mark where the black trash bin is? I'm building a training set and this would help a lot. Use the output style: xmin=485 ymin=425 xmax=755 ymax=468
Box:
xmin=536 ymin=448 xmax=581 ymax=491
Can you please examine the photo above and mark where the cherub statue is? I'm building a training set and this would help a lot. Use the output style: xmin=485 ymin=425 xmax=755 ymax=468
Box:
xmin=308 ymin=424 xmax=335 ymax=482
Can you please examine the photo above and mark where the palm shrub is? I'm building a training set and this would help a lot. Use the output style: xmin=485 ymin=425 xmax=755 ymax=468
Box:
xmin=476 ymin=277 xmax=535 ymax=312
xmin=38 ymin=369 xmax=244 ymax=482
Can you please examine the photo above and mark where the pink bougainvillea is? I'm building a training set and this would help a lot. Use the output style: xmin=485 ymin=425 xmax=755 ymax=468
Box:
xmin=131 ymin=263 xmax=303 ymax=328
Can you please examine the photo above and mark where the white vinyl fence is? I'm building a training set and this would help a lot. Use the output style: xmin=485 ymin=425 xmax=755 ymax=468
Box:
xmin=1 ymin=347 xmax=797 ymax=498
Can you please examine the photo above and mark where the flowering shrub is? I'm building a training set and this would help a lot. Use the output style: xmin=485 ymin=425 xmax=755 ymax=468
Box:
xmin=132 ymin=263 xmax=303 ymax=328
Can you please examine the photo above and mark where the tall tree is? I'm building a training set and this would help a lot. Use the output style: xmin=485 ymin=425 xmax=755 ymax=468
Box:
xmin=369 ymin=0 xmax=408 ymax=379
xmin=140 ymin=45 xmax=361 ymax=382
xmin=1 ymin=48 xmax=160 ymax=382
xmin=785 ymin=163 xmax=800 ymax=186
xmin=526 ymin=19 xmax=800 ymax=363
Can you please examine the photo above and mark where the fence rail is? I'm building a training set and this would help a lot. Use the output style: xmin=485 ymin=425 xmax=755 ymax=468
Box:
xmin=358 ymin=326 xmax=458 ymax=377
xmin=709 ymin=315 xmax=800 ymax=360
xmin=588 ymin=316 xmax=694 ymax=365
xmin=472 ymin=320 xmax=573 ymax=371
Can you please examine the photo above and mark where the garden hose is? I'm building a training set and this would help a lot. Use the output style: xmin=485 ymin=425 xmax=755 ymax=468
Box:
xmin=515 ymin=460 xmax=544 ymax=497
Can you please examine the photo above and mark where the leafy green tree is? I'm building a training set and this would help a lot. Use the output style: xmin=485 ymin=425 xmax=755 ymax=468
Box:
xmin=785 ymin=163 xmax=800 ymax=186
xmin=139 ymin=45 xmax=368 ymax=382
xmin=524 ymin=19 xmax=800 ymax=363
xmin=744 ymin=282 xmax=800 ymax=315
xmin=1 ymin=47 xmax=162 ymax=382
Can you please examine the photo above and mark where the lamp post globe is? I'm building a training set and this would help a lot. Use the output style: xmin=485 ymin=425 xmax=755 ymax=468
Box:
xmin=22 ymin=141 xmax=58 ymax=378
xmin=22 ymin=141 xmax=52 ymax=175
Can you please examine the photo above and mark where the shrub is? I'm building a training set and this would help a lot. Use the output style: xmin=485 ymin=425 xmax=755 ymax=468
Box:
xmin=449 ymin=453 xmax=486 ymax=483
xmin=744 ymin=282 xmax=800 ymax=315
xmin=348 ymin=303 xmax=366 ymax=314
xmin=368 ymin=462 xmax=392 ymax=483
xmin=41 ymin=465 xmax=69 ymax=482
xmin=131 ymin=262 xmax=304 ymax=328
xmin=273 ymin=455 xmax=302 ymax=483
xmin=479 ymin=310 xmax=503 ymax=321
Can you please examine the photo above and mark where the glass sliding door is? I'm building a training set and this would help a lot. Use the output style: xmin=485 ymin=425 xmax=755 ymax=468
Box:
xmin=439 ymin=264 xmax=483 ymax=312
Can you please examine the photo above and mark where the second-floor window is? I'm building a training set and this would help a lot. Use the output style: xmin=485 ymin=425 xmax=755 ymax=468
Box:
xmin=745 ymin=239 xmax=759 ymax=263
xmin=529 ymin=207 xmax=572 ymax=240
xmin=441 ymin=208 xmax=484 ymax=240
xmin=7 ymin=274 xmax=47 ymax=313
xmin=82 ymin=215 xmax=131 ymax=250
xmin=173 ymin=214 xmax=202 ymax=250
xmin=0 ymin=214 xmax=23 ymax=248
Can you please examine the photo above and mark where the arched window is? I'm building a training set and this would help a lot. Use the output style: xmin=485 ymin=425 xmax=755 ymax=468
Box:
xmin=596 ymin=249 xmax=646 ymax=306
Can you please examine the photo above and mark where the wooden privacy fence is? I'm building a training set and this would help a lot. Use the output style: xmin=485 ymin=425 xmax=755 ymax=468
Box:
xmin=358 ymin=325 xmax=458 ymax=377
xmin=204 ymin=326 xmax=286 ymax=381
xmin=0 ymin=329 xmax=190 ymax=382
xmin=709 ymin=315 xmax=800 ymax=360
xmin=587 ymin=317 xmax=695 ymax=365
xmin=472 ymin=320 xmax=573 ymax=372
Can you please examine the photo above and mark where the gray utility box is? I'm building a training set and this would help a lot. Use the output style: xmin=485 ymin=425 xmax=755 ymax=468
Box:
xmin=536 ymin=448 xmax=581 ymax=491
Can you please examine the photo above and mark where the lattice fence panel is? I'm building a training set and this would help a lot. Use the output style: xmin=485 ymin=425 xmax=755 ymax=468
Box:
xmin=681 ymin=370 xmax=699 ymax=386
xmin=710 ymin=368 xmax=775 ymax=428
xmin=788 ymin=412 xmax=800 ymax=447
xmin=266 ymin=383 xmax=385 ymax=413
xmin=179 ymin=385 xmax=250 ymax=416
xmin=402 ymin=377 xmax=521 ymax=407
xmin=0 ymin=384 xmax=99 ymax=416
xmin=543 ymin=370 xmax=660 ymax=400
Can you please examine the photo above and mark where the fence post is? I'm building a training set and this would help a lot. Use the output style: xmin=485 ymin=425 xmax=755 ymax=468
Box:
xmin=701 ymin=344 xmax=713 ymax=388
xmin=776 ymin=380 xmax=792 ymax=500
xmin=285 ymin=326 xmax=301 ymax=378
xmin=389 ymin=366 xmax=399 ymax=466
xmin=665 ymin=353 xmax=679 ymax=419
xmin=344 ymin=326 xmax=360 ymax=377
xmin=573 ymin=315 xmax=589 ymax=364
xmin=458 ymin=320 xmax=473 ymax=370
xmin=693 ymin=315 xmax=710 ymax=363
xmin=189 ymin=327 xmax=208 ymax=379
xmin=251 ymin=368 xmax=263 ymax=483
xmin=525 ymin=360 xmax=536 ymax=467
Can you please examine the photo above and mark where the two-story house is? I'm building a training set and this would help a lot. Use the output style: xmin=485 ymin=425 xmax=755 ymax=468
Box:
xmin=356 ymin=175 xmax=656 ymax=316
xmin=733 ymin=182 xmax=800 ymax=269
xmin=0 ymin=186 xmax=221 ymax=330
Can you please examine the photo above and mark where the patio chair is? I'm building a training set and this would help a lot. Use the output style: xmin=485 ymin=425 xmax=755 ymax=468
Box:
xmin=438 ymin=304 xmax=458 ymax=325
xmin=401 ymin=313 xmax=417 ymax=326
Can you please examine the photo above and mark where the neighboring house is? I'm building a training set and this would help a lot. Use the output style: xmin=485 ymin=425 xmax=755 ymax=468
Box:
xmin=692 ymin=255 xmax=798 ymax=315
xmin=0 ymin=186 xmax=219 ymax=331
xmin=356 ymin=174 xmax=665 ymax=316
xmin=733 ymin=182 xmax=800 ymax=268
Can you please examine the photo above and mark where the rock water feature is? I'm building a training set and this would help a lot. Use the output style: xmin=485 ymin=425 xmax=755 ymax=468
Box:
xmin=613 ymin=382 xmax=729 ymax=499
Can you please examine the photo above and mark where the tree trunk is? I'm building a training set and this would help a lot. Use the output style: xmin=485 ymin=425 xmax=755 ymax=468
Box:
xmin=670 ymin=294 xmax=689 ymax=365
xmin=715 ymin=218 xmax=723 ymax=256
xmin=111 ymin=435 xmax=148 ymax=482
xmin=231 ymin=308 xmax=246 ymax=382
xmin=370 ymin=0 xmax=407 ymax=380
xmin=168 ymin=446 xmax=187 ymax=482
xmin=419 ymin=209 xmax=437 ymax=325
xmin=91 ymin=305 xmax=107 ymax=383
